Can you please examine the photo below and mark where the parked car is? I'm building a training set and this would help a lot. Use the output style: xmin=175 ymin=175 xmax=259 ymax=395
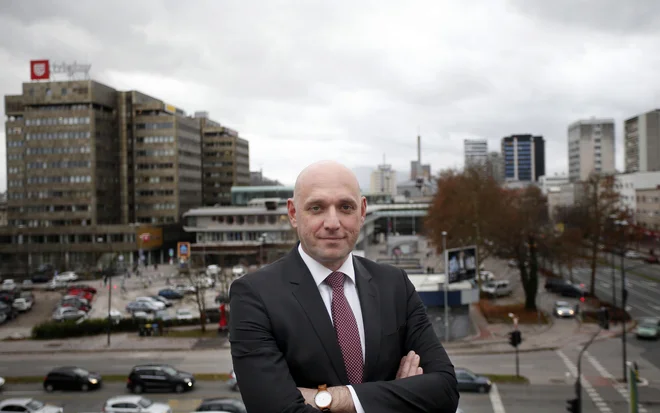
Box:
xmin=0 ymin=399 xmax=62 ymax=413
xmin=52 ymin=307 xmax=87 ymax=322
xmin=645 ymin=255 xmax=659 ymax=264
xmin=30 ymin=264 xmax=56 ymax=283
xmin=1 ymin=279 xmax=17 ymax=292
xmin=154 ymin=310 xmax=173 ymax=322
xmin=109 ymin=309 xmax=123 ymax=323
xmin=0 ymin=301 xmax=16 ymax=322
xmin=194 ymin=397 xmax=246 ymax=413
xmin=126 ymin=301 xmax=160 ymax=314
xmin=232 ymin=265 xmax=247 ymax=277
xmin=175 ymin=308 xmax=195 ymax=320
xmin=66 ymin=288 xmax=94 ymax=302
xmin=481 ymin=280 xmax=512 ymax=297
xmin=0 ymin=376 xmax=4 ymax=390
xmin=174 ymin=284 xmax=196 ymax=294
xmin=150 ymin=295 xmax=172 ymax=307
xmin=455 ymin=368 xmax=492 ymax=393
xmin=46 ymin=280 xmax=68 ymax=291
xmin=59 ymin=297 xmax=91 ymax=312
xmin=135 ymin=297 xmax=166 ymax=310
xmin=158 ymin=289 xmax=184 ymax=300
xmin=206 ymin=265 xmax=221 ymax=277
xmin=13 ymin=297 xmax=33 ymax=312
xmin=477 ymin=271 xmax=495 ymax=283
xmin=68 ymin=284 xmax=97 ymax=294
xmin=625 ymin=250 xmax=643 ymax=260
xmin=103 ymin=396 xmax=171 ymax=413
xmin=553 ymin=301 xmax=576 ymax=318
xmin=127 ymin=364 xmax=195 ymax=394
xmin=21 ymin=280 xmax=34 ymax=290
xmin=53 ymin=271 xmax=78 ymax=283
xmin=635 ymin=317 xmax=660 ymax=340
xmin=43 ymin=366 xmax=102 ymax=392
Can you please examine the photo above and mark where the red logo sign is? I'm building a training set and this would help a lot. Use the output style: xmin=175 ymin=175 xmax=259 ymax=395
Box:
xmin=30 ymin=60 xmax=50 ymax=80
xmin=139 ymin=233 xmax=151 ymax=242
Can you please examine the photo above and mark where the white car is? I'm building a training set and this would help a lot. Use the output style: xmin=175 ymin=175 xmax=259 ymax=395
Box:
xmin=52 ymin=307 xmax=87 ymax=322
xmin=232 ymin=265 xmax=247 ymax=277
xmin=0 ymin=398 xmax=63 ymax=413
xmin=13 ymin=297 xmax=33 ymax=312
xmin=46 ymin=279 xmax=68 ymax=291
xmin=1 ymin=279 xmax=17 ymax=291
xmin=110 ymin=309 xmax=124 ymax=322
xmin=103 ymin=396 xmax=171 ymax=413
xmin=477 ymin=271 xmax=495 ymax=283
xmin=481 ymin=280 xmax=512 ymax=297
xmin=625 ymin=251 xmax=643 ymax=260
xmin=176 ymin=308 xmax=196 ymax=320
xmin=135 ymin=297 xmax=166 ymax=310
xmin=0 ymin=376 xmax=5 ymax=390
xmin=174 ymin=284 xmax=197 ymax=294
xmin=206 ymin=264 xmax=221 ymax=277
xmin=53 ymin=271 xmax=78 ymax=283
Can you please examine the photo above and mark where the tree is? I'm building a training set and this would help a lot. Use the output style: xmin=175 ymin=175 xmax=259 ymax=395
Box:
xmin=579 ymin=174 xmax=622 ymax=297
xmin=183 ymin=270 xmax=212 ymax=333
xmin=425 ymin=166 xmax=502 ymax=290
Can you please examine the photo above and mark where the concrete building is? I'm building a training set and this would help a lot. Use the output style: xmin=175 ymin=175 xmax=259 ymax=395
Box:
xmin=546 ymin=183 xmax=576 ymax=221
xmin=198 ymin=113 xmax=250 ymax=206
xmin=568 ymin=118 xmax=615 ymax=182
xmin=250 ymin=170 xmax=281 ymax=186
xmin=410 ymin=161 xmax=431 ymax=181
xmin=635 ymin=187 xmax=660 ymax=231
xmin=539 ymin=175 xmax=570 ymax=195
xmin=624 ymin=110 xmax=660 ymax=173
xmin=615 ymin=171 xmax=660 ymax=222
xmin=464 ymin=139 xmax=488 ymax=168
xmin=370 ymin=161 xmax=397 ymax=197
xmin=501 ymin=134 xmax=545 ymax=182
xmin=0 ymin=192 xmax=6 ymax=227
xmin=485 ymin=151 xmax=504 ymax=183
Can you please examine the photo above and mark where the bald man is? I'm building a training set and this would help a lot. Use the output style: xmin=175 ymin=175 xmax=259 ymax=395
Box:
xmin=229 ymin=161 xmax=458 ymax=413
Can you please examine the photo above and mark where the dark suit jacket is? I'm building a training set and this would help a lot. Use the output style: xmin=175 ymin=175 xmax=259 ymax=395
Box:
xmin=229 ymin=247 xmax=459 ymax=413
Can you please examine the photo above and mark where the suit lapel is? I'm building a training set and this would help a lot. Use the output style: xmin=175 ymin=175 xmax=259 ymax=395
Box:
xmin=287 ymin=248 xmax=348 ymax=383
xmin=353 ymin=257 xmax=381 ymax=382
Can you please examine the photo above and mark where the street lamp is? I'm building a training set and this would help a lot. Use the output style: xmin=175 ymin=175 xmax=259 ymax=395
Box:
xmin=615 ymin=219 xmax=629 ymax=382
xmin=99 ymin=236 xmax=112 ymax=347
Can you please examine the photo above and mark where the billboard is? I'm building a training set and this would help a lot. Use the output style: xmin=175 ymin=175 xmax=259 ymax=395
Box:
xmin=177 ymin=242 xmax=191 ymax=259
xmin=446 ymin=245 xmax=477 ymax=283
xmin=30 ymin=60 xmax=50 ymax=80
xmin=135 ymin=226 xmax=163 ymax=249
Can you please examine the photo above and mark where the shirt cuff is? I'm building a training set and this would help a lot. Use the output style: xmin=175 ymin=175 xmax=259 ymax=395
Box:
xmin=346 ymin=385 xmax=366 ymax=413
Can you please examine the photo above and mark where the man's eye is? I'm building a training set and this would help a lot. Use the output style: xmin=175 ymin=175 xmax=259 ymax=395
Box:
xmin=342 ymin=204 xmax=354 ymax=210
xmin=310 ymin=206 xmax=321 ymax=211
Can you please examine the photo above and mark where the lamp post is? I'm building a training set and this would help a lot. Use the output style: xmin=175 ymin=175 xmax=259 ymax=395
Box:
xmin=615 ymin=219 xmax=629 ymax=382
xmin=98 ymin=236 xmax=112 ymax=347
xmin=442 ymin=231 xmax=449 ymax=342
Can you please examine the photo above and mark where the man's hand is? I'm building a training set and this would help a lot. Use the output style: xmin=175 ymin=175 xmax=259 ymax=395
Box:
xmin=396 ymin=350 xmax=423 ymax=379
xmin=297 ymin=386 xmax=356 ymax=412
xmin=298 ymin=387 xmax=317 ymax=406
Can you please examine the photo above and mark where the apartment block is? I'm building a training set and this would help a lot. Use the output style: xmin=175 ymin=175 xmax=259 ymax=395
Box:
xmin=625 ymin=110 xmax=660 ymax=173
xmin=199 ymin=113 xmax=250 ymax=206
xmin=568 ymin=118 xmax=615 ymax=182
xmin=485 ymin=151 xmax=504 ymax=183
xmin=464 ymin=139 xmax=488 ymax=168
xmin=501 ymin=134 xmax=545 ymax=182
xmin=635 ymin=187 xmax=660 ymax=231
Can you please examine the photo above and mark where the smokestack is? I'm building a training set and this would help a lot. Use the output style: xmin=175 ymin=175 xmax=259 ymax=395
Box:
xmin=417 ymin=135 xmax=421 ymax=164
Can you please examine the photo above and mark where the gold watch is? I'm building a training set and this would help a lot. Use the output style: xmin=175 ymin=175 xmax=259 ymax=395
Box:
xmin=314 ymin=384 xmax=333 ymax=411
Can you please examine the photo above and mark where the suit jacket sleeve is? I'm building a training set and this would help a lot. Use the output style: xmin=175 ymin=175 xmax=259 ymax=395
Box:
xmin=229 ymin=276 xmax=318 ymax=413
xmin=351 ymin=269 xmax=459 ymax=413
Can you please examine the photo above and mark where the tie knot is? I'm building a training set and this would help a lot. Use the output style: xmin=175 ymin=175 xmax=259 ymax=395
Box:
xmin=324 ymin=271 xmax=346 ymax=290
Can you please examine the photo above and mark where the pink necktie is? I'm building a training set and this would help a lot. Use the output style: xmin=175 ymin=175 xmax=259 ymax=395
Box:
xmin=325 ymin=271 xmax=363 ymax=384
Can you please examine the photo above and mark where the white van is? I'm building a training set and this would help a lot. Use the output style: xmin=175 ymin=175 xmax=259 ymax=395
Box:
xmin=481 ymin=280 xmax=512 ymax=297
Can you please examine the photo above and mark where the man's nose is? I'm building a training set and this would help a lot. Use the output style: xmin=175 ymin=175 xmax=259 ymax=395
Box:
xmin=324 ymin=207 xmax=341 ymax=230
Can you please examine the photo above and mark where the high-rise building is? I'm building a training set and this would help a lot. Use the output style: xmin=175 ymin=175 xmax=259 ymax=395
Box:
xmin=501 ymin=134 xmax=545 ymax=182
xmin=370 ymin=159 xmax=397 ymax=197
xmin=485 ymin=151 xmax=504 ymax=183
xmin=198 ymin=113 xmax=250 ymax=206
xmin=464 ymin=139 xmax=488 ymax=168
xmin=568 ymin=118 xmax=615 ymax=182
xmin=624 ymin=110 xmax=660 ymax=173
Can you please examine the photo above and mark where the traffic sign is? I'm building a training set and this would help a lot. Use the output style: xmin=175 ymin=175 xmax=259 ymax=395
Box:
xmin=169 ymin=248 xmax=174 ymax=257
xmin=177 ymin=242 xmax=191 ymax=259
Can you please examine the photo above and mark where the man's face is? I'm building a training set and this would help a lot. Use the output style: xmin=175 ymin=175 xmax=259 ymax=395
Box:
xmin=288 ymin=170 xmax=366 ymax=270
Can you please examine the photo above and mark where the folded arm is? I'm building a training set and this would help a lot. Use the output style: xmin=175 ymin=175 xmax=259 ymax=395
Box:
xmin=229 ymin=277 xmax=319 ymax=413
xmin=350 ymin=270 xmax=459 ymax=413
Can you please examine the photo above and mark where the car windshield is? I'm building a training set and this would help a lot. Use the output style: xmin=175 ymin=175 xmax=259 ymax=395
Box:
xmin=556 ymin=302 xmax=569 ymax=307
xmin=161 ymin=366 xmax=178 ymax=375
xmin=26 ymin=400 xmax=45 ymax=411
xmin=138 ymin=398 xmax=153 ymax=408
xmin=640 ymin=320 xmax=658 ymax=328
xmin=73 ymin=367 xmax=89 ymax=376
xmin=178 ymin=310 xmax=191 ymax=315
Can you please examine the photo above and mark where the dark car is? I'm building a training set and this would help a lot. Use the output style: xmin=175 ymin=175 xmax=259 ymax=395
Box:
xmin=158 ymin=289 xmax=184 ymax=300
xmin=127 ymin=364 xmax=195 ymax=394
xmin=645 ymin=255 xmax=659 ymax=264
xmin=455 ymin=368 xmax=492 ymax=393
xmin=43 ymin=366 xmax=102 ymax=392
xmin=31 ymin=263 xmax=56 ymax=283
xmin=545 ymin=277 xmax=570 ymax=293
xmin=194 ymin=397 xmax=246 ymax=413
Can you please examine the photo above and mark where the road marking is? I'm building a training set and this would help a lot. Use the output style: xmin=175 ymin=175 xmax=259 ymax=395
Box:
xmin=0 ymin=390 xmax=43 ymax=396
xmin=650 ymin=305 xmax=660 ymax=311
xmin=584 ymin=352 xmax=648 ymax=413
xmin=489 ymin=383 xmax=506 ymax=413
xmin=556 ymin=350 xmax=612 ymax=413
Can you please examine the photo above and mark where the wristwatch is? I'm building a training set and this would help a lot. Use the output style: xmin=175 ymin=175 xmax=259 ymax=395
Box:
xmin=314 ymin=384 xmax=333 ymax=411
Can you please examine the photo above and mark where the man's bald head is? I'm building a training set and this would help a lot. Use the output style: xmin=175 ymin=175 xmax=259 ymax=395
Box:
xmin=293 ymin=160 xmax=361 ymax=207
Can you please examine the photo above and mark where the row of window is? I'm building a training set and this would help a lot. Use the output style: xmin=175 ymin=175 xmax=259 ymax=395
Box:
xmin=204 ymin=162 xmax=234 ymax=168
xmin=9 ymin=219 xmax=92 ymax=228
xmin=136 ymin=122 xmax=173 ymax=130
xmin=136 ymin=136 xmax=175 ymax=144
xmin=7 ymin=140 xmax=24 ymax=147
xmin=27 ymin=160 xmax=91 ymax=169
xmin=8 ymin=167 xmax=21 ymax=174
xmin=6 ymin=127 xmax=22 ymax=135
xmin=27 ymin=190 xmax=92 ymax=200
xmin=204 ymin=141 xmax=235 ymax=148
xmin=136 ymin=216 xmax=177 ymax=224
xmin=26 ymin=131 xmax=91 ymax=140
xmin=196 ymin=230 xmax=296 ymax=243
xmin=7 ymin=154 xmax=23 ymax=160
xmin=135 ymin=203 xmax=176 ymax=210
xmin=27 ymin=175 xmax=92 ymax=184
xmin=137 ymin=163 xmax=174 ymax=170
xmin=26 ymin=146 xmax=91 ymax=155
xmin=9 ymin=205 xmax=91 ymax=213
xmin=137 ymin=190 xmax=175 ymax=197
xmin=25 ymin=117 xmax=90 ymax=126
xmin=135 ymin=176 xmax=175 ymax=184
xmin=204 ymin=171 xmax=234 ymax=178
xmin=137 ymin=149 xmax=175 ymax=157
xmin=27 ymin=104 xmax=91 ymax=112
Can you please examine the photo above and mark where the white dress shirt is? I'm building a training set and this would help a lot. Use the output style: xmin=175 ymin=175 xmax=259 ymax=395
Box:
xmin=298 ymin=244 xmax=366 ymax=413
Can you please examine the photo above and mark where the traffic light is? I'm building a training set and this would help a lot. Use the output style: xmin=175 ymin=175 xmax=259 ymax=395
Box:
xmin=566 ymin=398 xmax=580 ymax=413
xmin=598 ymin=307 xmax=610 ymax=330
xmin=508 ymin=330 xmax=522 ymax=347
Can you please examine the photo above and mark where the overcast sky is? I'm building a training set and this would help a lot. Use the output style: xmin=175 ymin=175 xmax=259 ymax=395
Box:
xmin=2 ymin=0 xmax=660 ymax=191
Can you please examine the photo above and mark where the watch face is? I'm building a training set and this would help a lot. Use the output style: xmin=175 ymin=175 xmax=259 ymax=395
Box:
xmin=315 ymin=390 xmax=332 ymax=408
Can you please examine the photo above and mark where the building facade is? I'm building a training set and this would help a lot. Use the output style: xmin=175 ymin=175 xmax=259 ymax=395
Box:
xmin=539 ymin=175 xmax=570 ymax=195
xmin=568 ymin=118 xmax=615 ymax=182
xmin=635 ymin=188 xmax=660 ymax=231
xmin=370 ymin=162 xmax=397 ymax=197
xmin=624 ymin=110 xmax=660 ymax=173
xmin=501 ymin=134 xmax=545 ymax=182
xmin=485 ymin=151 xmax=504 ymax=183
xmin=464 ymin=139 xmax=488 ymax=168
xmin=615 ymin=171 xmax=660 ymax=222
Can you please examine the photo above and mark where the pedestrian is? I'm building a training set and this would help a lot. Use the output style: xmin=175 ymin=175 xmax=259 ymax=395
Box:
xmin=230 ymin=160 xmax=458 ymax=413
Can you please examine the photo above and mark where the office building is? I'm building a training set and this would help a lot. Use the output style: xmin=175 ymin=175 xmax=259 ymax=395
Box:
xmin=624 ymin=110 xmax=660 ymax=173
xmin=464 ymin=139 xmax=488 ymax=168
xmin=635 ymin=187 xmax=660 ymax=231
xmin=568 ymin=118 xmax=615 ymax=182
xmin=198 ymin=112 xmax=250 ymax=206
xmin=370 ymin=160 xmax=397 ymax=197
xmin=539 ymin=175 xmax=570 ymax=195
xmin=501 ymin=134 xmax=545 ymax=182
xmin=485 ymin=152 xmax=504 ymax=183
xmin=615 ymin=171 xmax=660 ymax=223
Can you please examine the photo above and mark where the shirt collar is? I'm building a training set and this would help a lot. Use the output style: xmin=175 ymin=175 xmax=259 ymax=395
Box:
xmin=298 ymin=243 xmax=356 ymax=287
